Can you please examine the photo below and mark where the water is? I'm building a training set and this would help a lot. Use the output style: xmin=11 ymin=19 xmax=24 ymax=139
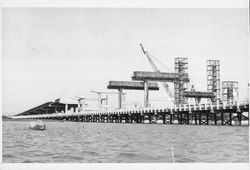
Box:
xmin=2 ymin=121 xmax=249 ymax=163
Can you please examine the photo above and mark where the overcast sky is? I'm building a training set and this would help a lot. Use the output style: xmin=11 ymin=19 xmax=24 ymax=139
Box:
xmin=2 ymin=8 xmax=248 ymax=115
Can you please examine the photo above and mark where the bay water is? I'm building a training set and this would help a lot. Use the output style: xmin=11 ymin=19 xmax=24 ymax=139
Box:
xmin=2 ymin=121 xmax=249 ymax=163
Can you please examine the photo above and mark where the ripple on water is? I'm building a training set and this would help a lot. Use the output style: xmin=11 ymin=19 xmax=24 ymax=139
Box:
xmin=3 ymin=153 xmax=15 ymax=159
xmin=2 ymin=121 xmax=249 ymax=163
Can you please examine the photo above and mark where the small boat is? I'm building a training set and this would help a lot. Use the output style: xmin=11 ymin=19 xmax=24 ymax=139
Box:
xmin=29 ymin=120 xmax=46 ymax=130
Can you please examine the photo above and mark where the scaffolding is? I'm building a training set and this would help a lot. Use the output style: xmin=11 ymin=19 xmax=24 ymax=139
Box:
xmin=222 ymin=81 xmax=239 ymax=104
xmin=174 ymin=57 xmax=188 ymax=105
xmin=207 ymin=60 xmax=220 ymax=103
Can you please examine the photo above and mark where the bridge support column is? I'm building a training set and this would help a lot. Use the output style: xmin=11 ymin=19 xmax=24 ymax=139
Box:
xmin=229 ymin=112 xmax=232 ymax=126
xmin=130 ymin=115 xmax=133 ymax=123
xmin=144 ymin=81 xmax=149 ymax=108
xmin=136 ymin=115 xmax=139 ymax=123
xmin=194 ymin=113 xmax=197 ymax=125
xmin=170 ymin=114 xmax=173 ymax=124
xmin=162 ymin=114 xmax=166 ymax=124
xmin=118 ymin=89 xmax=123 ymax=109
xmin=199 ymin=113 xmax=202 ymax=125
xmin=221 ymin=112 xmax=224 ymax=125
xmin=214 ymin=113 xmax=217 ymax=125
xmin=119 ymin=116 xmax=122 ymax=123
xmin=139 ymin=116 xmax=143 ymax=123
xmin=97 ymin=93 xmax=102 ymax=111
xmin=116 ymin=115 xmax=119 ymax=123
xmin=179 ymin=113 xmax=183 ymax=124
xmin=206 ymin=113 xmax=209 ymax=125
xmin=65 ymin=104 xmax=68 ymax=113
xmin=149 ymin=115 xmax=152 ymax=124
xmin=238 ymin=112 xmax=242 ymax=126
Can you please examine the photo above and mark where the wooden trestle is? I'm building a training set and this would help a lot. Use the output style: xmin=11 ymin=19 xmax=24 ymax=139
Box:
xmin=14 ymin=103 xmax=249 ymax=126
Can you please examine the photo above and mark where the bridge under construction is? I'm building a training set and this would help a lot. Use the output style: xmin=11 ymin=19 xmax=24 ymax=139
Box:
xmin=14 ymin=101 xmax=249 ymax=126
xmin=12 ymin=44 xmax=249 ymax=126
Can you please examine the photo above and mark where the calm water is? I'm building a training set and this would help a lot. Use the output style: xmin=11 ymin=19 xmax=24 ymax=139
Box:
xmin=2 ymin=121 xmax=249 ymax=163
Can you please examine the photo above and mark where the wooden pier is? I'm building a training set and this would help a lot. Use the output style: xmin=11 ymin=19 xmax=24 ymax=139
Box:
xmin=13 ymin=102 xmax=249 ymax=126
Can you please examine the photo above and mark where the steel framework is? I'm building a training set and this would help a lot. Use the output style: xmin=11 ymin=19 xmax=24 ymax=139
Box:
xmin=222 ymin=81 xmax=239 ymax=104
xmin=207 ymin=60 xmax=220 ymax=103
xmin=174 ymin=57 xmax=188 ymax=105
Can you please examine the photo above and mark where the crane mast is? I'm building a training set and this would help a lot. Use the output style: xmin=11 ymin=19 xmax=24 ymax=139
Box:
xmin=140 ymin=44 xmax=173 ymax=98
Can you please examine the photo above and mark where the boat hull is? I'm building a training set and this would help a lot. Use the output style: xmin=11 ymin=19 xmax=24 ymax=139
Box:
xmin=29 ymin=121 xmax=46 ymax=130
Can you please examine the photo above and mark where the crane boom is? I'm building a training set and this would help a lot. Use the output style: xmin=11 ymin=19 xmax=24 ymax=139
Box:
xmin=140 ymin=44 xmax=173 ymax=98
xmin=140 ymin=44 xmax=159 ymax=72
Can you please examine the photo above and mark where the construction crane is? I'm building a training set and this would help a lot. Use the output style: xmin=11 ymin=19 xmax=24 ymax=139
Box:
xmin=140 ymin=43 xmax=174 ymax=98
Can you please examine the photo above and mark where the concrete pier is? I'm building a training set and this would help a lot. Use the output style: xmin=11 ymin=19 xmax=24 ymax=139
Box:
xmin=107 ymin=81 xmax=159 ymax=108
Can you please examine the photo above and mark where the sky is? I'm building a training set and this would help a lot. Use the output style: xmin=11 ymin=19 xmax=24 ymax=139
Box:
xmin=2 ymin=8 xmax=249 ymax=115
